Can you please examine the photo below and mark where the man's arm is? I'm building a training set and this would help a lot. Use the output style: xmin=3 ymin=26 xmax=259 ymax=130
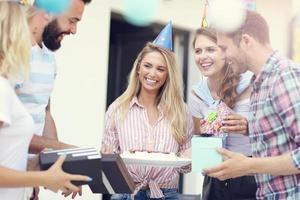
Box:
xmin=29 ymin=135 xmax=76 ymax=154
xmin=203 ymin=148 xmax=300 ymax=181
xmin=251 ymin=152 xmax=299 ymax=176
xmin=206 ymin=68 xmax=300 ymax=180
xmin=43 ymin=100 xmax=58 ymax=140
xmin=29 ymin=100 xmax=76 ymax=154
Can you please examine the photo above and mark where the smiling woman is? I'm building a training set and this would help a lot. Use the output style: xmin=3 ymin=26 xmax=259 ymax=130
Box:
xmin=193 ymin=31 xmax=226 ymax=79
xmin=188 ymin=27 xmax=256 ymax=200
xmin=138 ymin=51 xmax=168 ymax=97
xmin=101 ymin=40 xmax=193 ymax=200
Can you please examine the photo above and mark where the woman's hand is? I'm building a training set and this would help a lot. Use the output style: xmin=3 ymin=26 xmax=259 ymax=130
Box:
xmin=100 ymin=145 xmax=114 ymax=154
xmin=192 ymin=117 xmax=207 ymax=135
xmin=199 ymin=119 xmax=209 ymax=134
xmin=179 ymin=148 xmax=191 ymax=158
xmin=221 ymin=113 xmax=248 ymax=135
xmin=43 ymin=156 xmax=91 ymax=193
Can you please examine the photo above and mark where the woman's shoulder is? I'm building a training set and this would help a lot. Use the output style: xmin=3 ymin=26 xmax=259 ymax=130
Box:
xmin=106 ymin=98 xmax=122 ymax=113
xmin=191 ymin=78 xmax=216 ymax=106
xmin=192 ymin=78 xmax=208 ymax=95
xmin=188 ymin=91 xmax=210 ymax=117
xmin=189 ymin=90 xmax=205 ymax=105
xmin=0 ymin=76 xmax=12 ymax=93
xmin=192 ymin=78 xmax=208 ymax=93
xmin=106 ymin=97 xmax=136 ymax=115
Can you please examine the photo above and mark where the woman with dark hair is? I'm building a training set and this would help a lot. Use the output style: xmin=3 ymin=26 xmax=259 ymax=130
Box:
xmin=189 ymin=27 xmax=257 ymax=200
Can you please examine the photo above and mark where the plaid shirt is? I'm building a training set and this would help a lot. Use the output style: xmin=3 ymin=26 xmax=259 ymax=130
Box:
xmin=249 ymin=51 xmax=300 ymax=199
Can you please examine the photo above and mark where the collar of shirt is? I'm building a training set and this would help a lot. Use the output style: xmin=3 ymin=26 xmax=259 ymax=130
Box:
xmin=129 ymin=96 xmax=144 ymax=108
xmin=129 ymin=96 xmax=164 ymax=120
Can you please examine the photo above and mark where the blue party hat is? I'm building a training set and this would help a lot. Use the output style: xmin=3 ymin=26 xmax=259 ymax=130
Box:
xmin=153 ymin=21 xmax=173 ymax=51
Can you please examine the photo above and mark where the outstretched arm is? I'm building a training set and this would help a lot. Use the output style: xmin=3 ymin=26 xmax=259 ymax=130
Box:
xmin=0 ymin=156 xmax=91 ymax=193
xmin=204 ymin=148 xmax=300 ymax=180
xmin=29 ymin=135 xmax=76 ymax=154
xmin=29 ymin=100 xmax=76 ymax=154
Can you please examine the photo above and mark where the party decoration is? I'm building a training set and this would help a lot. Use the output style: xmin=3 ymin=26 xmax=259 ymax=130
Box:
xmin=123 ymin=0 xmax=159 ymax=26
xmin=19 ymin=0 xmax=31 ymax=5
xmin=10 ymin=0 xmax=33 ymax=5
xmin=208 ymin=0 xmax=246 ymax=32
xmin=242 ymin=0 xmax=256 ymax=11
xmin=153 ymin=21 xmax=173 ymax=51
xmin=201 ymin=0 xmax=209 ymax=28
xmin=34 ymin=0 xmax=70 ymax=14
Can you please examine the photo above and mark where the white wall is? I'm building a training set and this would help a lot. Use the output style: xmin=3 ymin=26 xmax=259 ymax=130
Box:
xmin=256 ymin=0 xmax=293 ymax=56
xmin=109 ymin=0 xmax=203 ymax=30
xmin=39 ymin=0 xmax=294 ymax=199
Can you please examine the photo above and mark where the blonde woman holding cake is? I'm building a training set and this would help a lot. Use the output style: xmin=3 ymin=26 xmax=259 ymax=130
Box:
xmin=101 ymin=23 xmax=193 ymax=200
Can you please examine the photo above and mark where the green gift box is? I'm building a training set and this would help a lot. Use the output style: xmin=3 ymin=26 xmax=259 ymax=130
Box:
xmin=192 ymin=135 xmax=224 ymax=173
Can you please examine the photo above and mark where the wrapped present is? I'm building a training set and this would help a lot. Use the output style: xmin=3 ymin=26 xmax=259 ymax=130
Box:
xmin=192 ymin=135 xmax=224 ymax=172
xmin=201 ymin=101 xmax=233 ymax=135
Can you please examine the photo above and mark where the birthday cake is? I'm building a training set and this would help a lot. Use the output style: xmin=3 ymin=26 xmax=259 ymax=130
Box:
xmin=120 ymin=151 xmax=191 ymax=167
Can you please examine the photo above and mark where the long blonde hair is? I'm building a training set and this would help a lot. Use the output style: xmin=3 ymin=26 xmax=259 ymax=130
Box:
xmin=0 ymin=2 xmax=31 ymax=78
xmin=117 ymin=42 xmax=187 ymax=144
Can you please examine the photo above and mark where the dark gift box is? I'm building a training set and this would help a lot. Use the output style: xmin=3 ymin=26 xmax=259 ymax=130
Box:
xmin=39 ymin=147 xmax=135 ymax=194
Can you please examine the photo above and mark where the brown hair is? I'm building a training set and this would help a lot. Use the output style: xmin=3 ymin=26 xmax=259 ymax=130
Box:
xmin=193 ymin=27 xmax=217 ymax=47
xmin=226 ymin=10 xmax=270 ymax=46
xmin=218 ymin=62 xmax=239 ymax=108
xmin=193 ymin=28 xmax=240 ymax=108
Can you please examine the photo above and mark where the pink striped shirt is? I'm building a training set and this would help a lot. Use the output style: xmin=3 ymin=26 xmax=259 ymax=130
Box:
xmin=102 ymin=97 xmax=193 ymax=198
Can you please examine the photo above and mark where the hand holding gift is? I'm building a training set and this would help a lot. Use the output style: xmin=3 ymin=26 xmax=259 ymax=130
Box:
xmin=200 ymin=102 xmax=233 ymax=135
xmin=220 ymin=113 xmax=249 ymax=135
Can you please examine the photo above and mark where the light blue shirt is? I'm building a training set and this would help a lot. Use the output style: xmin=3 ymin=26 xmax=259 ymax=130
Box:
xmin=14 ymin=43 xmax=56 ymax=135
